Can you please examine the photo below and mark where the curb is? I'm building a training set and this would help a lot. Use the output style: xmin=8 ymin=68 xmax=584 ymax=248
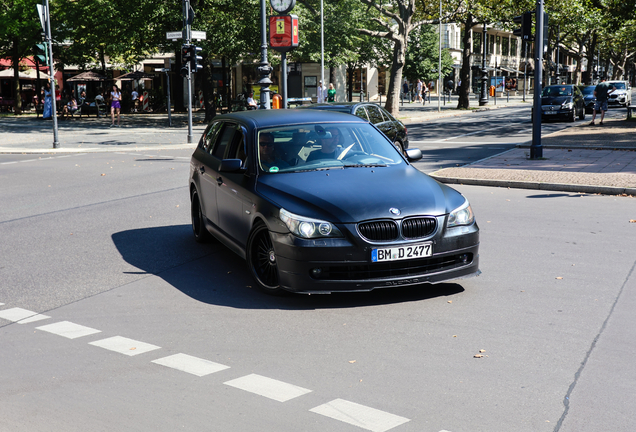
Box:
xmin=0 ymin=144 xmax=198 ymax=154
xmin=430 ymin=175 xmax=636 ymax=196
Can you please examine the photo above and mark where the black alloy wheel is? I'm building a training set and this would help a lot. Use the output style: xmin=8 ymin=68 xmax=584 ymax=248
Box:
xmin=578 ymin=106 xmax=586 ymax=120
xmin=569 ymin=108 xmax=576 ymax=122
xmin=246 ymin=223 xmax=285 ymax=295
xmin=191 ymin=189 xmax=212 ymax=243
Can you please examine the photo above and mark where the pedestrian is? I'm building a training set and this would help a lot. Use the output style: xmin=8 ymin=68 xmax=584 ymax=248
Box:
xmin=327 ymin=83 xmax=336 ymax=102
xmin=402 ymin=79 xmax=409 ymax=102
xmin=416 ymin=79 xmax=423 ymax=103
xmin=110 ymin=85 xmax=122 ymax=127
xmin=422 ymin=79 xmax=429 ymax=103
xmin=247 ymin=92 xmax=258 ymax=109
xmin=590 ymin=78 xmax=616 ymax=126
xmin=317 ymin=80 xmax=327 ymax=103
xmin=131 ymin=88 xmax=139 ymax=112
xmin=42 ymin=83 xmax=52 ymax=119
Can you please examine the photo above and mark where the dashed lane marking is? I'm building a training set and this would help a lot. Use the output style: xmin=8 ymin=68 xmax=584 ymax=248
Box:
xmin=224 ymin=373 xmax=312 ymax=402
xmin=36 ymin=321 xmax=101 ymax=339
xmin=310 ymin=398 xmax=410 ymax=432
xmin=89 ymin=335 xmax=161 ymax=356
xmin=0 ymin=307 xmax=50 ymax=324
xmin=152 ymin=353 xmax=230 ymax=377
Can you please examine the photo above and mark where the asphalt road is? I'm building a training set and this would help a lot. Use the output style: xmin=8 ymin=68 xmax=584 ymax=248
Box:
xmin=1 ymin=118 xmax=635 ymax=432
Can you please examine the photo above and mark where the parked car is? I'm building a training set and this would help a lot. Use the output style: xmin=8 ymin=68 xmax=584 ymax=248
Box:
xmin=607 ymin=81 xmax=632 ymax=107
xmin=538 ymin=84 xmax=585 ymax=122
xmin=578 ymin=85 xmax=596 ymax=113
xmin=189 ymin=110 xmax=480 ymax=295
xmin=298 ymin=102 xmax=409 ymax=154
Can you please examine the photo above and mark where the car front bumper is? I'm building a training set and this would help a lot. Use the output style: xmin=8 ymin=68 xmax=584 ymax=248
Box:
xmin=271 ymin=223 xmax=480 ymax=293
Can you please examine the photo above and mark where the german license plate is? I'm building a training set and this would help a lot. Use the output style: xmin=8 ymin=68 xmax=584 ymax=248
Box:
xmin=544 ymin=111 xmax=557 ymax=115
xmin=371 ymin=242 xmax=432 ymax=262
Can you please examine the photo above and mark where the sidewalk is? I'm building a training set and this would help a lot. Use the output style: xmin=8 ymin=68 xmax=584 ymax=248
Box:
xmin=1 ymin=101 xmax=635 ymax=196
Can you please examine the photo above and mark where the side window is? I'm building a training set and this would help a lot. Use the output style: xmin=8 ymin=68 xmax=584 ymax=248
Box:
xmin=227 ymin=128 xmax=248 ymax=167
xmin=354 ymin=106 xmax=369 ymax=122
xmin=202 ymin=121 xmax=223 ymax=153
xmin=366 ymin=105 xmax=384 ymax=124
xmin=379 ymin=107 xmax=396 ymax=122
xmin=212 ymin=123 xmax=237 ymax=159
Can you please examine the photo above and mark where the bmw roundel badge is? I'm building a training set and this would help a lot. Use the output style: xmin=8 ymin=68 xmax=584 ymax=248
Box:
xmin=389 ymin=208 xmax=401 ymax=215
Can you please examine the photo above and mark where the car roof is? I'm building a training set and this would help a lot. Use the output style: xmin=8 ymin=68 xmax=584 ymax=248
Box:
xmin=212 ymin=108 xmax=367 ymax=129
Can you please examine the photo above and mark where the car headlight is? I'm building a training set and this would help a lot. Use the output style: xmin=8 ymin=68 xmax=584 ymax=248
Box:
xmin=561 ymin=102 xmax=573 ymax=109
xmin=279 ymin=208 xmax=343 ymax=239
xmin=448 ymin=200 xmax=474 ymax=227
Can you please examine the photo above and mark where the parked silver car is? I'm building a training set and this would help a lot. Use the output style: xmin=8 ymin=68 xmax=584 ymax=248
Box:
xmin=607 ymin=81 xmax=632 ymax=107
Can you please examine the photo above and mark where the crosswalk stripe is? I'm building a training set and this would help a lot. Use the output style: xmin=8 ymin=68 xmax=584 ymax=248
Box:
xmin=36 ymin=321 xmax=101 ymax=339
xmin=309 ymin=398 xmax=410 ymax=432
xmin=152 ymin=353 xmax=230 ymax=377
xmin=89 ymin=336 xmax=160 ymax=356
xmin=0 ymin=307 xmax=50 ymax=324
xmin=224 ymin=374 xmax=312 ymax=402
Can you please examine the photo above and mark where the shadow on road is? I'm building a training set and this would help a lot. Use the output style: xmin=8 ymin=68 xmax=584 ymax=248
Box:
xmin=112 ymin=224 xmax=465 ymax=310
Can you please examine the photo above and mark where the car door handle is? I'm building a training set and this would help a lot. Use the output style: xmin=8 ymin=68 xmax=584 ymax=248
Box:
xmin=199 ymin=166 xmax=205 ymax=174
xmin=216 ymin=176 xmax=223 ymax=186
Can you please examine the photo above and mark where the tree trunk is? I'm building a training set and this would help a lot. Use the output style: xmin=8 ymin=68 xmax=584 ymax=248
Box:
xmin=12 ymin=40 xmax=23 ymax=115
xmin=585 ymin=33 xmax=598 ymax=85
xmin=384 ymin=41 xmax=406 ymax=115
xmin=457 ymin=15 xmax=475 ymax=109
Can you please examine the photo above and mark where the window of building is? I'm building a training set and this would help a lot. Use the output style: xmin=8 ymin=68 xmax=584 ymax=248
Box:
xmin=502 ymin=37 xmax=509 ymax=56
xmin=489 ymin=35 xmax=495 ymax=55
xmin=473 ymin=32 xmax=481 ymax=53
xmin=511 ymin=39 xmax=518 ymax=57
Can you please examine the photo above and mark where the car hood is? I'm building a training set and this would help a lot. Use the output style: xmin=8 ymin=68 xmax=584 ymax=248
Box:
xmin=256 ymin=166 xmax=465 ymax=223
xmin=610 ymin=90 xmax=628 ymax=95
xmin=541 ymin=96 xmax=572 ymax=105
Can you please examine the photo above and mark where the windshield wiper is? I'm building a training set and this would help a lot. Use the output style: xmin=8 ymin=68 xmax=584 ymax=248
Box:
xmin=343 ymin=163 xmax=388 ymax=168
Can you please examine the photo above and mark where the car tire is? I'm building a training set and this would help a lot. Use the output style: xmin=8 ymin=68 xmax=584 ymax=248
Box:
xmin=191 ymin=189 xmax=212 ymax=243
xmin=579 ymin=106 xmax=585 ymax=120
xmin=569 ymin=109 xmax=576 ymax=122
xmin=394 ymin=141 xmax=405 ymax=155
xmin=246 ymin=223 xmax=286 ymax=295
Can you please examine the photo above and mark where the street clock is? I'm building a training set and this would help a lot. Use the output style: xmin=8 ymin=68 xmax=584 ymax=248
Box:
xmin=270 ymin=0 xmax=295 ymax=14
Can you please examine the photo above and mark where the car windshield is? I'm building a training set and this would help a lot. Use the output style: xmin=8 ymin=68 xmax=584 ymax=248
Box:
xmin=257 ymin=122 xmax=403 ymax=173
xmin=610 ymin=82 xmax=626 ymax=90
xmin=542 ymin=86 xmax=572 ymax=97
xmin=579 ymin=86 xmax=595 ymax=95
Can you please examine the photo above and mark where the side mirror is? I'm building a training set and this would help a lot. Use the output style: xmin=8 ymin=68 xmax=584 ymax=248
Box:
xmin=219 ymin=159 xmax=245 ymax=173
xmin=405 ymin=148 xmax=422 ymax=162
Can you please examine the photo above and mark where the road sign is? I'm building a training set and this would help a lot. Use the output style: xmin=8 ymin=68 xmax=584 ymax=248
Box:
xmin=191 ymin=31 xmax=206 ymax=40
xmin=166 ymin=31 xmax=182 ymax=40
xmin=36 ymin=4 xmax=46 ymax=33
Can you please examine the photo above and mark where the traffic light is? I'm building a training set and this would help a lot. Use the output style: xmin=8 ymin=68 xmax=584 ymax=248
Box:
xmin=512 ymin=12 xmax=532 ymax=41
xmin=35 ymin=43 xmax=48 ymax=64
xmin=180 ymin=44 xmax=191 ymax=78
xmin=190 ymin=45 xmax=203 ymax=73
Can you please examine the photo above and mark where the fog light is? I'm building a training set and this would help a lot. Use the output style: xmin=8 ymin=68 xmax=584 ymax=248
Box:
xmin=311 ymin=268 xmax=322 ymax=278
xmin=460 ymin=254 xmax=469 ymax=264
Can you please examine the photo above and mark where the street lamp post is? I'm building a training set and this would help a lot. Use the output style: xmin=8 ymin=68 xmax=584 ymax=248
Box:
xmin=258 ymin=0 xmax=272 ymax=109
xmin=479 ymin=24 xmax=489 ymax=106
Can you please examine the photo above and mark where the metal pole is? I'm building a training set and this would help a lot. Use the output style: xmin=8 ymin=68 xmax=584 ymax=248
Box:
xmin=183 ymin=0 xmax=193 ymax=143
xmin=258 ymin=0 xmax=272 ymax=109
xmin=494 ymin=59 xmax=497 ymax=105
xmin=281 ymin=52 xmax=287 ymax=109
xmin=523 ymin=41 xmax=527 ymax=102
xmin=166 ymin=71 xmax=172 ymax=126
xmin=530 ymin=0 xmax=544 ymax=159
xmin=479 ymin=24 xmax=489 ymax=106
xmin=320 ymin=0 xmax=324 ymax=102
xmin=437 ymin=0 xmax=442 ymax=112
xmin=44 ymin=0 xmax=59 ymax=148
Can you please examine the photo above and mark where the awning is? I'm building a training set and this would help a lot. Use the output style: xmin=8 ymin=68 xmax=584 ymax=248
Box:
xmin=116 ymin=70 xmax=155 ymax=81
xmin=67 ymin=71 xmax=107 ymax=82
xmin=0 ymin=68 xmax=36 ymax=79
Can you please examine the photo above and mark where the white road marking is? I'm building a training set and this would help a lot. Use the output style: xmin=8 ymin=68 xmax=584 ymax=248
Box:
xmin=89 ymin=336 xmax=160 ymax=356
xmin=310 ymin=398 xmax=410 ymax=432
xmin=224 ymin=374 xmax=312 ymax=402
xmin=0 ymin=307 xmax=50 ymax=324
xmin=0 ymin=302 xmax=4 ymax=305
xmin=36 ymin=321 xmax=101 ymax=339
xmin=152 ymin=353 xmax=230 ymax=377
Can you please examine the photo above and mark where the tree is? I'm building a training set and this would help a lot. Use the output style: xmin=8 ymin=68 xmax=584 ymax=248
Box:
xmin=403 ymin=24 xmax=454 ymax=83
xmin=357 ymin=0 xmax=444 ymax=115
xmin=0 ymin=0 xmax=43 ymax=114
